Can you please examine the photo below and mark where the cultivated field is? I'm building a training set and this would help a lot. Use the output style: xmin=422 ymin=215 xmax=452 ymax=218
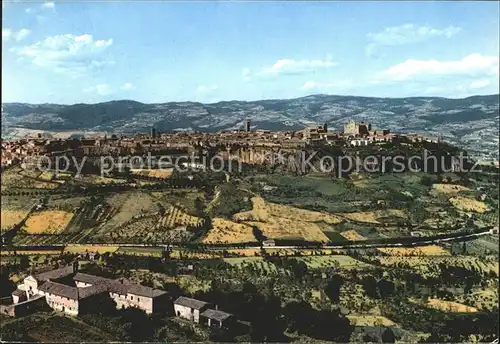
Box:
xmin=378 ymin=245 xmax=449 ymax=256
xmin=1 ymin=210 xmax=29 ymax=230
xmin=157 ymin=205 xmax=202 ymax=229
xmin=78 ymin=175 xmax=128 ymax=184
xmin=223 ymin=257 xmax=289 ymax=275
xmin=64 ymin=245 xmax=119 ymax=254
xmin=431 ymin=183 xmax=470 ymax=196
xmin=425 ymin=298 xmax=478 ymax=313
xmin=131 ymin=168 xmax=174 ymax=179
xmin=100 ymin=191 xmax=160 ymax=232
xmin=340 ymin=230 xmax=367 ymax=241
xmin=202 ymin=218 xmax=257 ymax=244
xmin=297 ymin=255 xmax=370 ymax=269
xmin=376 ymin=256 xmax=498 ymax=277
xmin=449 ymin=196 xmax=488 ymax=213
xmin=2 ymin=167 xmax=60 ymax=190
xmin=232 ymin=197 xmax=334 ymax=242
xmin=116 ymin=246 xmax=164 ymax=256
xmin=0 ymin=250 xmax=63 ymax=256
xmin=347 ymin=315 xmax=395 ymax=327
xmin=38 ymin=171 xmax=55 ymax=181
xmin=338 ymin=209 xmax=406 ymax=224
xmin=23 ymin=211 xmax=73 ymax=234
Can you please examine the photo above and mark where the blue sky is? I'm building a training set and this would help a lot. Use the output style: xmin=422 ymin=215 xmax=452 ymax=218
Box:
xmin=2 ymin=1 xmax=499 ymax=104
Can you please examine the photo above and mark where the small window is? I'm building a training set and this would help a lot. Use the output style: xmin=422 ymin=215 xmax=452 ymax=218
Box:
xmin=137 ymin=298 xmax=140 ymax=302
xmin=131 ymin=296 xmax=133 ymax=300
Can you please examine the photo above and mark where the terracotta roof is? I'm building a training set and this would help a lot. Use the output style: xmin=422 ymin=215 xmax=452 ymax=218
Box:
xmin=34 ymin=266 xmax=75 ymax=281
xmin=38 ymin=281 xmax=78 ymax=300
xmin=126 ymin=284 xmax=167 ymax=298
xmin=74 ymin=273 xmax=166 ymax=298
xmin=73 ymin=272 xmax=113 ymax=285
xmin=38 ymin=280 xmax=108 ymax=300
xmin=174 ymin=296 xmax=209 ymax=309
xmin=78 ymin=283 xmax=109 ymax=299
xmin=200 ymin=309 xmax=233 ymax=322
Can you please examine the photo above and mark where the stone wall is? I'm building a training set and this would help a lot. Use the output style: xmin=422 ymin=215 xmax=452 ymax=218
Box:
xmin=174 ymin=304 xmax=207 ymax=323
xmin=42 ymin=292 xmax=79 ymax=316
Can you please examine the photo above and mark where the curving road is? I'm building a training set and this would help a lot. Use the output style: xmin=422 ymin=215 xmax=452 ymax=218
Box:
xmin=4 ymin=228 xmax=493 ymax=251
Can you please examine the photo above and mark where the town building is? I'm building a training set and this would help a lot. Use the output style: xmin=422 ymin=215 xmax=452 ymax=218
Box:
xmin=243 ymin=119 xmax=251 ymax=132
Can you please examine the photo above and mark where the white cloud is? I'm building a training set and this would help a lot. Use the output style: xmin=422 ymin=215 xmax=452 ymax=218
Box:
xmin=12 ymin=33 xmax=114 ymax=76
xmin=197 ymin=84 xmax=219 ymax=93
xmin=2 ymin=28 xmax=11 ymax=39
xmin=41 ymin=2 xmax=55 ymax=9
xmin=121 ymin=82 xmax=134 ymax=90
xmin=25 ymin=8 xmax=32 ymax=13
xmin=366 ymin=24 xmax=461 ymax=56
xmin=2 ymin=28 xmax=31 ymax=42
xmin=244 ymin=57 xmax=337 ymax=80
xmin=424 ymin=79 xmax=496 ymax=97
xmin=14 ymin=29 xmax=31 ymax=42
xmin=301 ymin=80 xmax=353 ymax=91
xmin=469 ymin=80 xmax=490 ymax=89
xmin=242 ymin=68 xmax=251 ymax=82
xmin=375 ymin=54 xmax=499 ymax=82
xmin=84 ymin=83 xmax=113 ymax=96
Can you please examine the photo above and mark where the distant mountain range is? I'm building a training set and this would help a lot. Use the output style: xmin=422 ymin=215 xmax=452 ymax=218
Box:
xmin=2 ymin=94 xmax=499 ymax=159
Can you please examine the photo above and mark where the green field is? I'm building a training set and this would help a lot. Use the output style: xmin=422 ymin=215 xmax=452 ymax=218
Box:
xmin=224 ymin=257 xmax=290 ymax=275
xmin=116 ymin=246 xmax=164 ymax=256
xmin=297 ymin=255 xmax=371 ymax=269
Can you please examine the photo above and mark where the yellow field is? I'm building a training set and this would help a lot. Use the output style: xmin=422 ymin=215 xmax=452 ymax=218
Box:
xmin=202 ymin=218 xmax=257 ymax=244
xmin=426 ymin=299 xmax=478 ymax=313
xmin=340 ymin=230 xmax=366 ymax=241
xmin=339 ymin=209 xmax=406 ymax=224
xmin=0 ymin=250 xmax=62 ymax=256
xmin=24 ymin=211 xmax=73 ymax=233
xmin=232 ymin=197 xmax=333 ymax=242
xmin=378 ymin=245 xmax=449 ymax=256
xmin=38 ymin=171 xmax=55 ymax=181
xmin=64 ymin=245 xmax=119 ymax=254
xmin=1 ymin=210 xmax=29 ymax=230
xmin=347 ymin=315 xmax=395 ymax=327
xmin=432 ymin=183 xmax=470 ymax=196
xmin=131 ymin=168 xmax=174 ymax=179
xmin=450 ymin=196 xmax=488 ymax=213
xmin=226 ymin=248 xmax=261 ymax=256
xmin=33 ymin=181 xmax=59 ymax=189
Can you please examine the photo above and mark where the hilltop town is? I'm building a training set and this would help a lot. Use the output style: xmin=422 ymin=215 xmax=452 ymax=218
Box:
xmin=1 ymin=120 xmax=448 ymax=169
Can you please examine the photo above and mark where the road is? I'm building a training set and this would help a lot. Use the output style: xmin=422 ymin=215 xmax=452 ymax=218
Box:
xmin=5 ymin=228 xmax=492 ymax=251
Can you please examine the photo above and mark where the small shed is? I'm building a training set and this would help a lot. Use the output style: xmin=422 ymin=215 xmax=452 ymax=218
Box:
xmin=200 ymin=308 xmax=234 ymax=328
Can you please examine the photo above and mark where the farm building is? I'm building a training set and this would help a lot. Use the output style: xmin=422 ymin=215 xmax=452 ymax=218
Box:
xmin=263 ymin=239 xmax=276 ymax=247
xmin=174 ymin=296 xmax=210 ymax=323
xmin=6 ymin=263 xmax=168 ymax=317
xmin=173 ymin=296 xmax=236 ymax=328
xmin=200 ymin=308 xmax=235 ymax=328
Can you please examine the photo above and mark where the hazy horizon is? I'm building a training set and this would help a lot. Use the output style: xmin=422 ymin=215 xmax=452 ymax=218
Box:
xmin=2 ymin=92 xmax=499 ymax=107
